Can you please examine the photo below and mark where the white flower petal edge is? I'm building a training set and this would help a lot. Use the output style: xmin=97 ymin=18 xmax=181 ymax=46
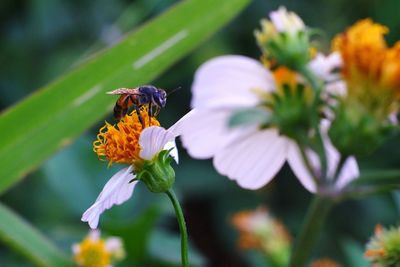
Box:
xmin=139 ymin=126 xmax=176 ymax=161
xmin=82 ymin=166 xmax=137 ymax=229
xmin=213 ymin=129 xmax=288 ymax=190
xmin=269 ymin=6 xmax=305 ymax=33
xmin=308 ymin=52 xmax=342 ymax=82
xmin=286 ymin=123 xmax=360 ymax=193
xmin=191 ymin=55 xmax=275 ymax=109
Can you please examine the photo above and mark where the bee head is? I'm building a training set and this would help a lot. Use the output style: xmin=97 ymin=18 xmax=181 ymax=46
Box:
xmin=154 ymin=89 xmax=167 ymax=107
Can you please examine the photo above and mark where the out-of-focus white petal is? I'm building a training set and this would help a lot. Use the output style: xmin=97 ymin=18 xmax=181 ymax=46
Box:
xmin=335 ymin=156 xmax=360 ymax=189
xmin=72 ymin=244 xmax=80 ymax=255
xmin=139 ymin=126 xmax=175 ymax=160
xmin=191 ymin=55 xmax=275 ymax=109
xmin=269 ymin=7 xmax=305 ymax=33
xmin=213 ymin=129 xmax=287 ymax=190
xmin=88 ymin=229 xmax=101 ymax=241
xmin=82 ymin=166 xmax=137 ymax=229
xmin=179 ymin=109 xmax=234 ymax=159
xmin=286 ymin=141 xmax=319 ymax=193
xmin=105 ymin=237 xmax=123 ymax=252
xmin=308 ymin=52 xmax=342 ymax=82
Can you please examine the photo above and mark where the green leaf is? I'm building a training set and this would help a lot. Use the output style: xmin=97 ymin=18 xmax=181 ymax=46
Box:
xmin=148 ymin=229 xmax=205 ymax=267
xmin=105 ymin=205 xmax=161 ymax=265
xmin=228 ymin=107 xmax=271 ymax=128
xmin=0 ymin=0 xmax=250 ymax=195
xmin=0 ymin=203 xmax=74 ymax=267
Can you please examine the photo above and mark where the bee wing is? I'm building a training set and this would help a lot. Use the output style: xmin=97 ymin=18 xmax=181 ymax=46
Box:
xmin=107 ymin=88 xmax=138 ymax=95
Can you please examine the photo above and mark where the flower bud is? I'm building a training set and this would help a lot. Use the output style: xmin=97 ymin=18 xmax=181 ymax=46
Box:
xmin=328 ymin=103 xmax=389 ymax=156
xmin=137 ymin=150 xmax=175 ymax=193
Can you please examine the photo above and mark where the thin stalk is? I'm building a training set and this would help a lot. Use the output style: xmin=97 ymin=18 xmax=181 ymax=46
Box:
xmin=166 ymin=189 xmax=189 ymax=267
xmin=300 ymin=67 xmax=328 ymax=180
xmin=289 ymin=196 xmax=334 ymax=267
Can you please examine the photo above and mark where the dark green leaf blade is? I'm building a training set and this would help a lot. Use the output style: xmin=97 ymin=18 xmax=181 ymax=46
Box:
xmin=0 ymin=203 xmax=74 ymax=267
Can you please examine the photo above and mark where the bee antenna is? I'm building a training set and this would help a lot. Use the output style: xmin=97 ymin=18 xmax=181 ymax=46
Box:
xmin=167 ymin=86 xmax=182 ymax=96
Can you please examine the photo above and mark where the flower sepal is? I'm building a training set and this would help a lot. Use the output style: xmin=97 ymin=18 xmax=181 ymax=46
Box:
xmin=328 ymin=102 xmax=391 ymax=156
xmin=137 ymin=149 xmax=176 ymax=193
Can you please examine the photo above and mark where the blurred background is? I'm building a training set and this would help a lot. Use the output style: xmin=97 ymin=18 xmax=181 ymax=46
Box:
xmin=1 ymin=0 xmax=400 ymax=266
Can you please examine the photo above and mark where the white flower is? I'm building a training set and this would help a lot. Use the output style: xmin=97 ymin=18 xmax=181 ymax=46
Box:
xmin=176 ymin=55 xmax=359 ymax=192
xmin=82 ymin=126 xmax=178 ymax=229
xmin=269 ymin=6 xmax=305 ymax=33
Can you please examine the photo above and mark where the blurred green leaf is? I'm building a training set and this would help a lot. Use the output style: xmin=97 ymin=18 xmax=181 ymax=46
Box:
xmin=149 ymin=229 xmax=206 ymax=267
xmin=0 ymin=0 xmax=250 ymax=195
xmin=340 ymin=238 xmax=368 ymax=267
xmin=229 ymin=107 xmax=271 ymax=128
xmin=351 ymin=170 xmax=400 ymax=186
xmin=0 ymin=203 xmax=74 ymax=267
xmin=105 ymin=205 xmax=161 ymax=265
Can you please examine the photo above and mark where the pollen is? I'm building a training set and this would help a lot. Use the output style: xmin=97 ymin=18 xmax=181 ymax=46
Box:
xmin=74 ymin=238 xmax=111 ymax=267
xmin=93 ymin=107 xmax=160 ymax=166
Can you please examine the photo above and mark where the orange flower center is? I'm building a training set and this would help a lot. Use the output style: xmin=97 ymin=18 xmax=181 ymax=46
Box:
xmin=93 ymin=108 xmax=160 ymax=166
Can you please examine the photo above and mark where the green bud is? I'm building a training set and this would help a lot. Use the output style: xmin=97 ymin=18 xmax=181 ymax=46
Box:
xmin=328 ymin=102 xmax=389 ymax=157
xmin=365 ymin=225 xmax=400 ymax=267
xmin=136 ymin=150 xmax=175 ymax=193
xmin=270 ymin=84 xmax=313 ymax=141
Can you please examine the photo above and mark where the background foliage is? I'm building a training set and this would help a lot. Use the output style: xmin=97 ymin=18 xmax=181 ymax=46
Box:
xmin=1 ymin=0 xmax=400 ymax=266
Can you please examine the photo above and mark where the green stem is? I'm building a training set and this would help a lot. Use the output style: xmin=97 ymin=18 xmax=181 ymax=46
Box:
xmin=289 ymin=196 xmax=334 ymax=267
xmin=166 ymin=189 xmax=189 ymax=267
xmin=300 ymin=67 xmax=328 ymax=180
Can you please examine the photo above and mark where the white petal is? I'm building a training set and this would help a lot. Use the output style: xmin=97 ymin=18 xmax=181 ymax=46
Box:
xmin=164 ymin=140 xmax=179 ymax=164
xmin=308 ymin=52 xmax=342 ymax=82
xmin=191 ymin=55 xmax=275 ymax=109
xmin=105 ymin=237 xmax=123 ymax=252
xmin=269 ymin=7 xmax=304 ymax=33
xmin=139 ymin=126 xmax=176 ymax=160
xmin=178 ymin=109 xmax=232 ymax=159
xmin=286 ymin=141 xmax=319 ymax=193
xmin=82 ymin=166 xmax=137 ymax=229
xmin=88 ymin=229 xmax=101 ymax=241
xmin=213 ymin=129 xmax=287 ymax=190
xmin=335 ymin=156 xmax=360 ymax=189
xmin=72 ymin=244 xmax=80 ymax=255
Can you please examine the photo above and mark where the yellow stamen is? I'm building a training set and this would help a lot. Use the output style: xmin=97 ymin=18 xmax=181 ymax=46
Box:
xmin=93 ymin=107 xmax=159 ymax=166
xmin=74 ymin=238 xmax=111 ymax=267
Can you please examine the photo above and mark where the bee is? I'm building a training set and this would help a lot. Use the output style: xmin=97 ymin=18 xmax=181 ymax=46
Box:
xmin=107 ymin=85 xmax=167 ymax=126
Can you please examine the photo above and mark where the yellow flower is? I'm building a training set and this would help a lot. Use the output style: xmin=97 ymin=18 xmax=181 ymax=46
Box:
xmin=93 ymin=107 xmax=159 ymax=167
xmin=333 ymin=19 xmax=400 ymax=113
xmin=73 ymin=230 xmax=124 ymax=267
xmin=310 ymin=258 xmax=342 ymax=267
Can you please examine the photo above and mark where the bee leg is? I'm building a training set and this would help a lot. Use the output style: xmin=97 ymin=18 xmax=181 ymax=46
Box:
xmin=135 ymin=105 xmax=145 ymax=128
xmin=148 ymin=102 xmax=153 ymax=122
xmin=154 ymin=105 xmax=161 ymax=117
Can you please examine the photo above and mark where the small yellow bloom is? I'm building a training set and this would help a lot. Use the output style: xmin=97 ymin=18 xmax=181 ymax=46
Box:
xmin=73 ymin=230 xmax=124 ymax=267
xmin=93 ymin=108 xmax=159 ymax=166
xmin=310 ymin=258 xmax=342 ymax=267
